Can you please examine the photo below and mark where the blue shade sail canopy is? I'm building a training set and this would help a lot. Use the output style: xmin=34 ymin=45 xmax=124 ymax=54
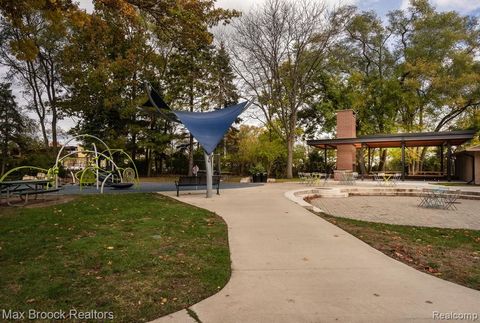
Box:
xmin=144 ymin=84 xmax=171 ymax=110
xmin=140 ymin=84 xmax=180 ymax=122
xmin=173 ymin=101 xmax=249 ymax=155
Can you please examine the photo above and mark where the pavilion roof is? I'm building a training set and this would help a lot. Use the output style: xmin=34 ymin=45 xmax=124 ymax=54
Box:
xmin=307 ymin=130 xmax=476 ymax=149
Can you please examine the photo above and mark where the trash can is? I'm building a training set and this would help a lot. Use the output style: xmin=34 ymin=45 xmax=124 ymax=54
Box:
xmin=261 ymin=172 xmax=268 ymax=183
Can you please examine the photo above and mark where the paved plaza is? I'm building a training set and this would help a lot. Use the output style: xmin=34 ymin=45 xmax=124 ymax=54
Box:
xmin=310 ymin=195 xmax=480 ymax=230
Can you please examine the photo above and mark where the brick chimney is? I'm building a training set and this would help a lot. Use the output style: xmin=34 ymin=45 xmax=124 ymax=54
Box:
xmin=336 ymin=110 xmax=356 ymax=171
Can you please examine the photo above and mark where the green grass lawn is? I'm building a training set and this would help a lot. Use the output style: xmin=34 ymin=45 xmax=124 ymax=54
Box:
xmin=317 ymin=213 xmax=480 ymax=291
xmin=431 ymin=182 xmax=480 ymax=187
xmin=0 ymin=194 xmax=230 ymax=321
xmin=274 ymin=178 xmax=301 ymax=183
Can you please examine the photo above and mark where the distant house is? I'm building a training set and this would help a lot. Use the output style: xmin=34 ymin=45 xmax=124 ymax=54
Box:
xmin=61 ymin=145 xmax=89 ymax=170
xmin=455 ymin=145 xmax=480 ymax=185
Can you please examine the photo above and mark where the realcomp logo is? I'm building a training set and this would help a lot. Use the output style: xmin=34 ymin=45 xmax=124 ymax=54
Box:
xmin=433 ymin=311 xmax=479 ymax=321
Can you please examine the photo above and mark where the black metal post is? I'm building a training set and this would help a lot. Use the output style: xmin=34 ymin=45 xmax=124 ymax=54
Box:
xmin=324 ymin=147 xmax=327 ymax=173
xmin=447 ymin=142 xmax=452 ymax=182
xmin=368 ymin=146 xmax=371 ymax=174
xmin=361 ymin=144 xmax=365 ymax=180
xmin=440 ymin=145 xmax=444 ymax=175
xmin=401 ymin=141 xmax=406 ymax=181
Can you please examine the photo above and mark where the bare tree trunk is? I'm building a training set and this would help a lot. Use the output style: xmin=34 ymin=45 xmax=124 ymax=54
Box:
xmin=39 ymin=116 xmax=49 ymax=148
xmin=357 ymin=148 xmax=366 ymax=174
xmin=419 ymin=147 xmax=427 ymax=171
xmin=154 ymin=156 xmax=159 ymax=176
xmin=1 ymin=138 xmax=7 ymax=175
xmin=27 ymin=61 xmax=49 ymax=148
xmin=146 ymin=149 xmax=151 ymax=177
xmin=378 ymin=149 xmax=387 ymax=171
xmin=159 ymin=156 xmax=163 ymax=175
xmin=131 ymin=133 xmax=137 ymax=162
xmin=188 ymin=83 xmax=194 ymax=176
xmin=51 ymin=106 xmax=58 ymax=147
xmin=286 ymin=135 xmax=294 ymax=178
xmin=286 ymin=115 xmax=296 ymax=178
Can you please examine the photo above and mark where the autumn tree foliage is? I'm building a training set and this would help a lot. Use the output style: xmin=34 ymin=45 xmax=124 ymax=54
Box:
xmin=0 ymin=0 xmax=78 ymax=148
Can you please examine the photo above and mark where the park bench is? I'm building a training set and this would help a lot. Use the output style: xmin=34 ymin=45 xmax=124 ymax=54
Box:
xmin=7 ymin=187 xmax=61 ymax=206
xmin=175 ymin=175 xmax=221 ymax=196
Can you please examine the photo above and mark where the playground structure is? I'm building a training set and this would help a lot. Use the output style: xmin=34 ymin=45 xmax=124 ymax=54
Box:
xmin=0 ymin=135 xmax=139 ymax=194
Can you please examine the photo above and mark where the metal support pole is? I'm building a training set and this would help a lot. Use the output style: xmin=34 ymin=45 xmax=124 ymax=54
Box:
xmin=204 ymin=151 xmax=213 ymax=198
xmin=361 ymin=144 xmax=365 ymax=180
xmin=324 ymin=147 xmax=327 ymax=173
xmin=367 ymin=146 xmax=371 ymax=174
xmin=440 ymin=145 xmax=444 ymax=175
xmin=447 ymin=142 xmax=452 ymax=182
xmin=401 ymin=141 xmax=406 ymax=181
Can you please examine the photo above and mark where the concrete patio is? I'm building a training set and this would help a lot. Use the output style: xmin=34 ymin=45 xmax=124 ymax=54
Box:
xmin=153 ymin=182 xmax=480 ymax=323
xmin=311 ymin=195 xmax=480 ymax=230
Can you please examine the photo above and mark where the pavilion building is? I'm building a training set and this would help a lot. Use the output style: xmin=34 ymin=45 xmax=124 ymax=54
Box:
xmin=307 ymin=110 xmax=477 ymax=182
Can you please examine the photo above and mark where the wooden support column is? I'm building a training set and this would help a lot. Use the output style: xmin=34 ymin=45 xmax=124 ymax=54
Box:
xmin=401 ymin=141 xmax=406 ymax=181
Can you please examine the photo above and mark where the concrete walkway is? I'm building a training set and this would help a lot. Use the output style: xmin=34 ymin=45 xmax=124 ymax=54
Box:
xmin=153 ymin=183 xmax=480 ymax=323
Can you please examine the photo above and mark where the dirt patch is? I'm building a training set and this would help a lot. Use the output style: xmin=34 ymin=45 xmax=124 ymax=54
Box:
xmin=0 ymin=195 xmax=77 ymax=208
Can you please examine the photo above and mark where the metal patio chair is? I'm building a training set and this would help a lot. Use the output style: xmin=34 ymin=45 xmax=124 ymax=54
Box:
xmin=444 ymin=189 xmax=461 ymax=210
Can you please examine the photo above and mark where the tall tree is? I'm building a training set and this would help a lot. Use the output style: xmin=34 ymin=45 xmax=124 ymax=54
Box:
xmin=61 ymin=0 xmax=240 ymax=176
xmin=338 ymin=9 xmax=403 ymax=171
xmin=230 ymin=0 xmax=350 ymax=178
xmin=209 ymin=41 xmax=239 ymax=108
xmin=389 ymin=0 xmax=480 ymax=171
xmin=391 ymin=1 xmax=480 ymax=133
xmin=0 ymin=82 xmax=33 ymax=174
xmin=61 ymin=0 xmax=158 ymax=150
xmin=0 ymin=0 xmax=76 ymax=148
xmin=165 ymin=43 xmax=214 ymax=175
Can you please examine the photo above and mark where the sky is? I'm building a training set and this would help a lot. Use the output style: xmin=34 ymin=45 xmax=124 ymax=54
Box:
xmin=77 ymin=0 xmax=480 ymax=16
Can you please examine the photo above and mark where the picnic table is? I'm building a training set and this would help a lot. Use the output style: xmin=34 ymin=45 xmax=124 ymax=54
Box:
xmin=374 ymin=172 xmax=401 ymax=186
xmin=0 ymin=179 xmax=60 ymax=206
